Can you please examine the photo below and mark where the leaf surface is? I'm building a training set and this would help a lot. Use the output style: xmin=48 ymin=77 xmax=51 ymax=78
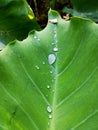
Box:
xmin=0 ymin=0 xmax=40 ymax=49
xmin=63 ymin=0 xmax=98 ymax=22
xmin=0 ymin=10 xmax=98 ymax=130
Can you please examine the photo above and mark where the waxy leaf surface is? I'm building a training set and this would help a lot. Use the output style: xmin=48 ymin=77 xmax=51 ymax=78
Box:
xmin=0 ymin=0 xmax=40 ymax=49
xmin=0 ymin=10 xmax=98 ymax=130
xmin=63 ymin=0 xmax=98 ymax=22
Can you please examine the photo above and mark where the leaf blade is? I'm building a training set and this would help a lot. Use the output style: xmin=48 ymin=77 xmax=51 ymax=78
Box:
xmin=0 ymin=10 xmax=98 ymax=129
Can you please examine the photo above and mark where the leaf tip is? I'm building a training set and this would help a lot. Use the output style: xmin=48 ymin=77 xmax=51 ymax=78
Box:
xmin=48 ymin=9 xmax=61 ymax=21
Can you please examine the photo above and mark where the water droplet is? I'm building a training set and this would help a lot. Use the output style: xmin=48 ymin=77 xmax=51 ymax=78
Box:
xmin=52 ymin=79 xmax=54 ymax=82
xmin=47 ymin=85 xmax=50 ymax=89
xmin=48 ymin=54 xmax=56 ymax=65
xmin=46 ymin=94 xmax=48 ymax=97
xmin=47 ymin=106 xmax=52 ymax=113
xmin=34 ymin=36 xmax=37 ymax=39
xmin=55 ymin=39 xmax=58 ymax=43
xmin=42 ymin=61 xmax=45 ymax=64
xmin=50 ymin=71 xmax=53 ymax=74
xmin=54 ymin=34 xmax=57 ymax=38
xmin=49 ymin=114 xmax=52 ymax=119
xmin=49 ymin=19 xmax=58 ymax=23
xmin=51 ymin=42 xmax=55 ymax=45
xmin=53 ymin=47 xmax=58 ymax=52
xmin=35 ymin=65 xmax=39 ymax=70
xmin=38 ymin=38 xmax=40 ymax=41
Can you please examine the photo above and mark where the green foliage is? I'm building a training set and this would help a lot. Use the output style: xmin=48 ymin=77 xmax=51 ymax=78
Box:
xmin=0 ymin=0 xmax=40 ymax=49
xmin=0 ymin=10 xmax=98 ymax=129
xmin=63 ymin=0 xmax=98 ymax=22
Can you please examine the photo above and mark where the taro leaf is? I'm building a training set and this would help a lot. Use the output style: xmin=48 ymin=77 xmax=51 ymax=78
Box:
xmin=0 ymin=10 xmax=98 ymax=130
xmin=0 ymin=0 xmax=40 ymax=49
xmin=63 ymin=0 xmax=98 ymax=22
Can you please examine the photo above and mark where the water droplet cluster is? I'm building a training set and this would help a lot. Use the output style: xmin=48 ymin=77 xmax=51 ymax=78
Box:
xmin=35 ymin=65 xmax=39 ymax=70
xmin=47 ymin=106 xmax=52 ymax=120
xmin=32 ymin=21 xmax=59 ymax=126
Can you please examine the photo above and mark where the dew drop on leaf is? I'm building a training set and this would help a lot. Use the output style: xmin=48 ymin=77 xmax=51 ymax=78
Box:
xmin=48 ymin=54 xmax=56 ymax=65
xmin=50 ymin=70 xmax=53 ymax=74
xmin=38 ymin=38 xmax=40 ymax=41
xmin=47 ymin=85 xmax=50 ymax=89
xmin=55 ymin=39 xmax=58 ymax=43
xmin=52 ymin=79 xmax=54 ymax=82
xmin=48 ymin=114 xmax=52 ymax=119
xmin=35 ymin=65 xmax=39 ymax=70
xmin=47 ymin=106 xmax=52 ymax=113
xmin=49 ymin=19 xmax=58 ymax=23
xmin=46 ymin=94 xmax=48 ymax=97
xmin=42 ymin=61 xmax=45 ymax=64
xmin=54 ymin=34 xmax=57 ymax=38
xmin=34 ymin=36 xmax=37 ymax=39
xmin=53 ymin=47 xmax=58 ymax=52
xmin=51 ymin=42 xmax=55 ymax=45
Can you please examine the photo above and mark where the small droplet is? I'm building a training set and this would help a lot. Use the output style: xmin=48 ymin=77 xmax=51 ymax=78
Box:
xmin=47 ymin=85 xmax=50 ymax=89
xmin=54 ymin=34 xmax=57 ymax=38
xmin=53 ymin=47 xmax=58 ymax=52
xmin=48 ymin=54 xmax=56 ymax=65
xmin=47 ymin=106 xmax=52 ymax=113
xmin=52 ymin=79 xmax=54 ymax=82
xmin=49 ymin=114 xmax=52 ymax=119
xmin=38 ymin=38 xmax=40 ymax=41
xmin=42 ymin=61 xmax=45 ymax=64
xmin=49 ymin=19 xmax=58 ymax=24
xmin=50 ymin=71 xmax=53 ymax=74
xmin=51 ymin=42 xmax=55 ymax=45
xmin=35 ymin=65 xmax=39 ymax=70
xmin=55 ymin=39 xmax=58 ymax=43
xmin=46 ymin=94 xmax=48 ymax=97
xmin=34 ymin=36 xmax=37 ymax=39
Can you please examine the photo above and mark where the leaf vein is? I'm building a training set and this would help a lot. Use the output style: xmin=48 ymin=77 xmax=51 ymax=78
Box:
xmin=71 ymin=110 xmax=98 ymax=130
xmin=0 ymin=124 xmax=7 ymax=130
xmin=56 ymin=67 xmax=98 ymax=108
xmin=20 ymin=60 xmax=50 ymax=105
xmin=57 ymin=42 xmax=82 ymax=76
xmin=0 ymin=82 xmax=39 ymax=130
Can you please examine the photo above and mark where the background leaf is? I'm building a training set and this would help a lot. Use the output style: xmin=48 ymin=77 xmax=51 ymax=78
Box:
xmin=63 ymin=0 xmax=98 ymax=22
xmin=0 ymin=0 xmax=40 ymax=49
xmin=0 ymin=10 xmax=98 ymax=129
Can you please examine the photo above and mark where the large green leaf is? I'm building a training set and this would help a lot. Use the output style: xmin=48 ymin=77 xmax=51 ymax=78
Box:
xmin=0 ymin=10 xmax=98 ymax=129
xmin=63 ymin=0 xmax=98 ymax=22
xmin=0 ymin=0 xmax=40 ymax=49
